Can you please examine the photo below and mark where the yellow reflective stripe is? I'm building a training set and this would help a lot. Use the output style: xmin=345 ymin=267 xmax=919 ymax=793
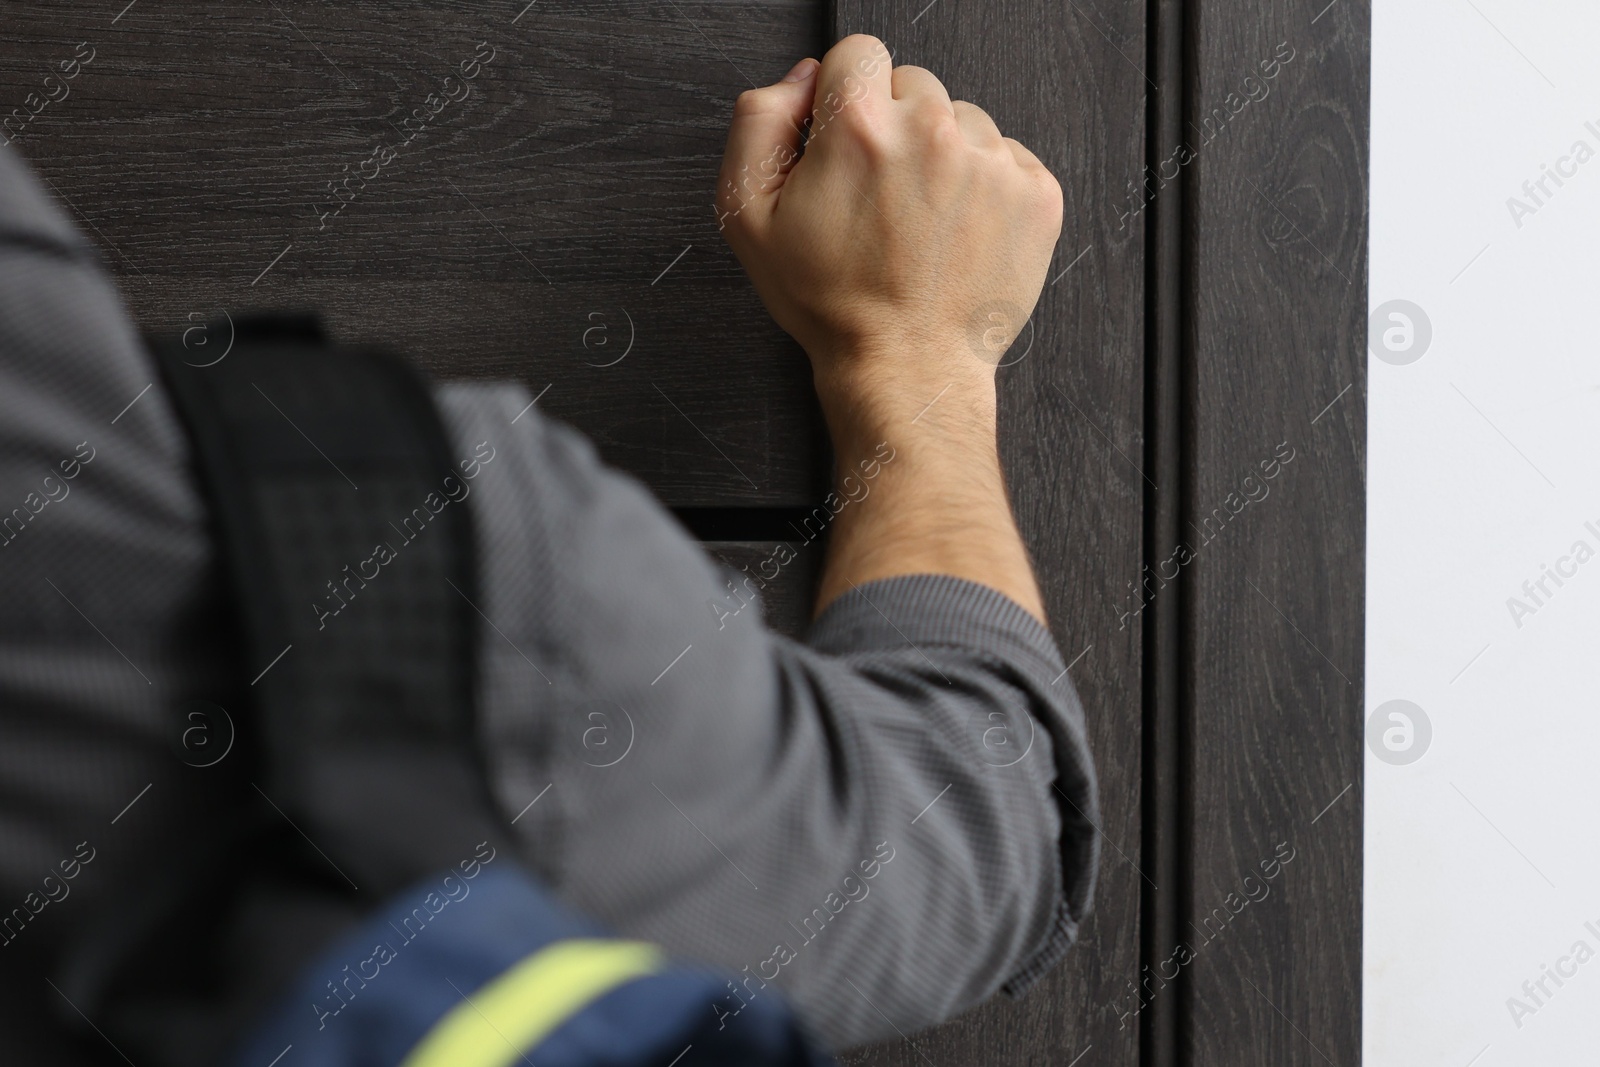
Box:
xmin=401 ymin=939 xmax=667 ymax=1067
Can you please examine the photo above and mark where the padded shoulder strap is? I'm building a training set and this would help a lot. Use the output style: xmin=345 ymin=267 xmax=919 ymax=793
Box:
xmin=149 ymin=313 xmax=508 ymax=893
xmin=63 ymin=315 xmax=835 ymax=1067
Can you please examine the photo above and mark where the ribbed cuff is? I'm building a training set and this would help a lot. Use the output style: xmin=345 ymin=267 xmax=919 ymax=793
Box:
xmin=807 ymin=573 xmax=1067 ymax=681
xmin=806 ymin=572 xmax=1098 ymax=1000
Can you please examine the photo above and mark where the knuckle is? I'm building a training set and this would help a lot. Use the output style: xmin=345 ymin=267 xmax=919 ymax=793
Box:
xmin=830 ymin=33 xmax=893 ymax=78
xmin=834 ymin=97 xmax=884 ymax=139
xmin=1030 ymin=169 xmax=1065 ymax=224
xmin=733 ymin=87 xmax=774 ymax=117
xmin=954 ymin=99 xmax=991 ymax=123
xmin=1046 ymin=184 xmax=1066 ymax=225
xmin=895 ymin=62 xmax=932 ymax=82
xmin=1029 ymin=157 xmax=1063 ymax=195
xmin=910 ymin=102 xmax=959 ymax=139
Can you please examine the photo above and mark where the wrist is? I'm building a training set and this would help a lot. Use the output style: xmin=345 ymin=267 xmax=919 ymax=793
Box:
xmin=810 ymin=352 xmax=997 ymax=451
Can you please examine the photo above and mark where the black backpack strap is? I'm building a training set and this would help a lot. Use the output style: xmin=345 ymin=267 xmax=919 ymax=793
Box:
xmin=149 ymin=312 xmax=509 ymax=891
xmin=55 ymin=314 xmax=514 ymax=1067
xmin=56 ymin=314 xmax=837 ymax=1067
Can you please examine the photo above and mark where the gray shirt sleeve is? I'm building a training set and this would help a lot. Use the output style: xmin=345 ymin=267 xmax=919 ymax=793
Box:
xmin=0 ymin=144 xmax=246 ymax=1063
xmin=0 ymin=138 xmax=1097 ymax=1056
xmin=434 ymin=383 xmax=1099 ymax=1050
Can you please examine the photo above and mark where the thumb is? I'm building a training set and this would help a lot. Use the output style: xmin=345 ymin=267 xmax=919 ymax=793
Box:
xmin=716 ymin=58 xmax=819 ymax=235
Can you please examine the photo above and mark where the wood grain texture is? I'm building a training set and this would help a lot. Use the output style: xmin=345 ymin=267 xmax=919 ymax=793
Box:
xmin=703 ymin=540 xmax=820 ymax=638
xmin=0 ymin=0 xmax=828 ymax=505
xmin=824 ymin=2 xmax=1148 ymax=1065
xmin=1181 ymin=2 xmax=1366 ymax=1064
xmin=3 ymin=0 xmax=1372 ymax=1062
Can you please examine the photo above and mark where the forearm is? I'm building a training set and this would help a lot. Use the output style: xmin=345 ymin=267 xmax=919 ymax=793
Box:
xmin=434 ymin=381 xmax=1094 ymax=1048
xmin=813 ymin=360 xmax=1048 ymax=625
xmin=715 ymin=35 xmax=1063 ymax=628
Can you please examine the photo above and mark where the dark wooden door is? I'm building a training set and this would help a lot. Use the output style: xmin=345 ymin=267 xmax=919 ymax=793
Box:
xmin=827 ymin=0 xmax=1148 ymax=1062
xmin=1178 ymin=3 xmax=1366 ymax=1064
xmin=0 ymin=2 xmax=1365 ymax=1063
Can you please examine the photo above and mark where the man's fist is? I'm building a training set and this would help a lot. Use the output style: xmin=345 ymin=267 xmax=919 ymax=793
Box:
xmin=715 ymin=34 xmax=1064 ymax=409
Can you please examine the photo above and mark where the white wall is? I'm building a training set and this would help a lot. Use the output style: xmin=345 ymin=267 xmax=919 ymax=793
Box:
xmin=1368 ymin=1 xmax=1600 ymax=1061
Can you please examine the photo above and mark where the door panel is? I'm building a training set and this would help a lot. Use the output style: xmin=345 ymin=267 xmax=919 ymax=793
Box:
xmin=704 ymin=541 xmax=820 ymax=638
xmin=1 ymin=1 xmax=1367 ymax=1063
xmin=826 ymin=1 xmax=1148 ymax=1064
xmin=1182 ymin=3 xmax=1366 ymax=1065
xmin=0 ymin=0 xmax=828 ymax=505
